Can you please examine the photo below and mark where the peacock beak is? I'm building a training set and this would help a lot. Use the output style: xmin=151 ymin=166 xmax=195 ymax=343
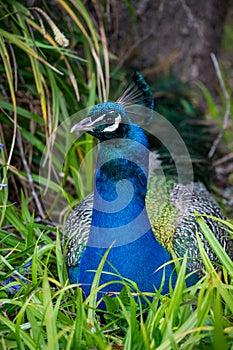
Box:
xmin=71 ymin=116 xmax=94 ymax=133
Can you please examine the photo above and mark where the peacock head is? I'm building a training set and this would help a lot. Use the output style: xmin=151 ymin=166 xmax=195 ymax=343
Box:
xmin=71 ymin=102 xmax=131 ymax=141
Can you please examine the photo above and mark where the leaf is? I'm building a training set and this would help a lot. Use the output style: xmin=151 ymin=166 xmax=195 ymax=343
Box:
xmin=213 ymin=289 xmax=228 ymax=350
xmin=42 ymin=269 xmax=59 ymax=350
xmin=197 ymin=216 xmax=233 ymax=277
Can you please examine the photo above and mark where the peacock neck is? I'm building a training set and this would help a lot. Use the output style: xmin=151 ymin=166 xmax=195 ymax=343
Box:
xmin=88 ymin=124 xmax=153 ymax=248
xmin=76 ymin=122 xmax=177 ymax=296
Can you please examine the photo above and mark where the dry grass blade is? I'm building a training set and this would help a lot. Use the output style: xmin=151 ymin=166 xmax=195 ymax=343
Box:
xmin=26 ymin=17 xmax=80 ymax=102
xmin=92 ymin=1 xmax=110 ymax=100
xmin=208 ymin=53 xmax=231 ymax=158
xmin=0 ymin=35 xmax=17 ymax=169
xmin=0 ymin=29 xmax=64 ymax=76
xmin=31 ymin=7 xmax=69 ymax=47
xmin=59 ymin=0 xmax=107 ymax=102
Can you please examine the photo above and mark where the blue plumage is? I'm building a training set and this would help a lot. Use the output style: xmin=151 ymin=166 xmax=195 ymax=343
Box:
xmin=64 ymin=72 xmax=230 ymax=301
xmin=71 ymin=105 xmax=177 ymax=296
xmin=77 ymin=230 xmax=176 ymax=297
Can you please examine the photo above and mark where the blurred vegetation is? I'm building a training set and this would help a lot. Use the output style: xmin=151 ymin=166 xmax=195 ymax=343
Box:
xmin=0 ymin=1 xmax=232 ymax=348
xmin=0 ymin=0 xmax=113 ymax=223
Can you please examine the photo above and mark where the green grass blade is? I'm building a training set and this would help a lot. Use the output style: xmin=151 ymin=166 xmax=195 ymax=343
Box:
xmin=73 ymin=288 xmax=85 ymax=347
xmin=86 ymin=244 xmax=114 ymax=324
xmin=42 ymin=269 xmax=59 ymax=350
xmin=213 ymin=288 xmax=228 ymax=350
xmin=197 ymin=216 xmax=233 ymax=276
xmin=0 ymin=314 xmax=36 ymax=349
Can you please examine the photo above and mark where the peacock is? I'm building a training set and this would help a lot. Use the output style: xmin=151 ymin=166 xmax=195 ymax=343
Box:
xmin=64 ymin=72 xmax=230 ymax=299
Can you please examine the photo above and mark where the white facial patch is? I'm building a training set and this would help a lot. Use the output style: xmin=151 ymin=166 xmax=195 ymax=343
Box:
xmin=103 ymin=114 xmax=122 ymax=132
xmin=92 ymin=114 xmax=106 ymax=125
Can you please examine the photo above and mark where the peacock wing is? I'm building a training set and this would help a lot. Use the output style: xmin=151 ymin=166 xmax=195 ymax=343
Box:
xmin=63 ymin=192 xmax=93 ymax=268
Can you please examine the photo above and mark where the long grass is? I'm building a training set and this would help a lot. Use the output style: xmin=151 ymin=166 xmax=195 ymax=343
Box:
xmin=0 ymin=0 xmax=110 ymax=222
xmin=0 ymin=213 xmax=232 ymax=348
xmin=0 ymin=1 xmax=233 ymax=349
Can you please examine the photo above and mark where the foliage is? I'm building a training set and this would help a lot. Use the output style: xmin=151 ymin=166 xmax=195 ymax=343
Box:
xmin=0 ymin=1 xmax=232 ymax=349
xmin=0 ymin=210 xmax=233 ymax=349
xmin=0 ymin=0 xmax=112 ymax=226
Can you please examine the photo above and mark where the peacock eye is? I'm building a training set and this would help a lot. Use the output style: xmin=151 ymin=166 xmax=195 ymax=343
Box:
xmin=104 ymin=116 xmax=114 ymax=124
xmin=104 ymin=111 xmax=120 ymax=124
